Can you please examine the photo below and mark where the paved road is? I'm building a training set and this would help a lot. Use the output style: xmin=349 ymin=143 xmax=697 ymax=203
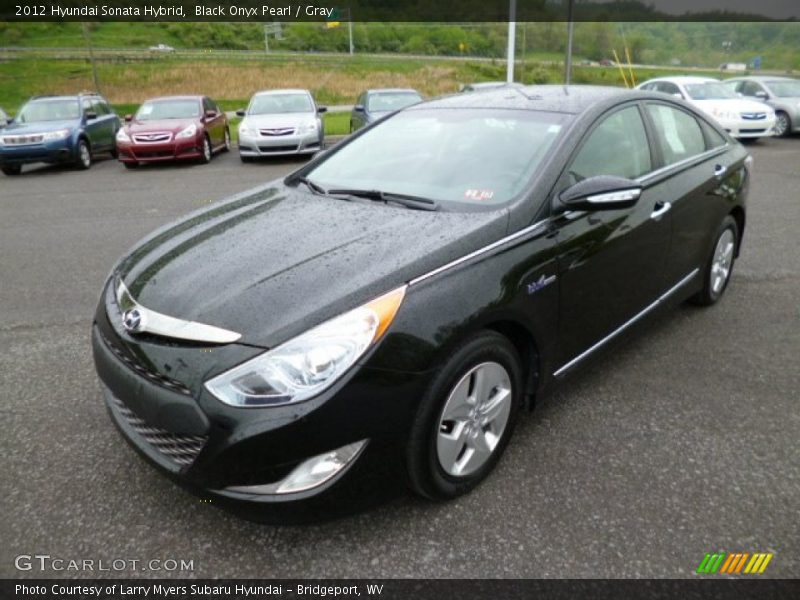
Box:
xmin=1 ymin=141 xmax=798 ymax=578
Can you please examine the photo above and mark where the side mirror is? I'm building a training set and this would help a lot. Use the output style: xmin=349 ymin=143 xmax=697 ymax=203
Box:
xmin=205 ymin=110 xmax=217 ymax=119
xmin=85 ymin=111 xmax=98 ymax=120
xmin=558 ymin=176 xmax=642 ymax=211
xmin=236 ymin=109 xmax=246 ymax=117
xmin=354 ymin=104 xmax=365 ymax=113
xmin=317 ymin=106 xmax=328 ymax=114
xmin=755 ymin=90 xmax=768 ymax=100
xmin=673 ymin=93 xmax=684 ymax=99
xmin=124 ymin=114 xmax=133 ymax=122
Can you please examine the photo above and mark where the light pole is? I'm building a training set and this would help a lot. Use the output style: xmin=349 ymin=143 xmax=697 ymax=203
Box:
xmin=506 ymin=0 xmax=517 ymax=82
xmin=565 ymin=0 xmax=575 ymax=84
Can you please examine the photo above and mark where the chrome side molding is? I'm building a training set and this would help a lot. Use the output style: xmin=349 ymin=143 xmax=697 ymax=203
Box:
xmin=115 ymin=280 xmax=242 ymax=344
xmin=553 ymin=268 xmax=700 ymax=377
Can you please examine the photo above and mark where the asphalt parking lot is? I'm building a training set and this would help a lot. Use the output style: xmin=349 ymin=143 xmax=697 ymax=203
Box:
xmin=1 ymin=140 xmax=798 ymax=579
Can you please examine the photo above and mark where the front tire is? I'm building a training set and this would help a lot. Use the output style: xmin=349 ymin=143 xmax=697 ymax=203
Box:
xmin=75 ymin=139 xmax=91 ymax=170
xmin=691 ymin=215 xmax=739 ymax=306
xmin=2 ymin=165 xmax=22 ymax=176
xmin=199 ymin=135 xmax=212 ymax=164
xmin=774 ymin=111 xmax=791 ymax=138
xmin=406 ymin=331 xmax=523 ymax=500
xmin=223 ymin=128 xmax=231 ymax=152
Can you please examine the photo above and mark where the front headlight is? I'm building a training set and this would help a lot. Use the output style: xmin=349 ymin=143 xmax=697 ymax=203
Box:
xmin=205 ymin=286 xmax=406 ymax=407
xmin=175 ymin=123 xmax=197 ymax=139
xmin=116 ymin=128 xmax=131 ymax=143
xmin=239 ymin=124 xmax=257 ymax=137
xmin=299 ymin=121 xmax=318 ymax=133
xmin=42 ymin=129 xmax=71 ymax=141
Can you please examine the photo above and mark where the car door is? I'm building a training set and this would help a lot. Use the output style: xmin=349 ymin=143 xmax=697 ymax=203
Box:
xmin=203 ymin=97 xmax=224 ymax=145
xmin=92 ymin=98 xmax=117 ymax=150
xmin=82 ymin=98 xmax=104 ymax=151
xmin=642 ymin=101 xmax=742 ymax=287
xmin=551 ymin=103 xmax=672 ymax=372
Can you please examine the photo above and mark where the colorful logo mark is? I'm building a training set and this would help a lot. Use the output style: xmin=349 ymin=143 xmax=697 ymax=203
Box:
xmin=696 ymin=552 xmax=773 ymax=574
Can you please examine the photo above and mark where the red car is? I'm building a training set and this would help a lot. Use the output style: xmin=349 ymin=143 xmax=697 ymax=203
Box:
xmin=116 ymin=95 xmax=230 ymax=168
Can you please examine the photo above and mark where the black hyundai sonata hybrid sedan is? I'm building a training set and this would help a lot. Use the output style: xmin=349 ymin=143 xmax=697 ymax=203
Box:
xmin=93 ymin=85 xmax=748 ymax=519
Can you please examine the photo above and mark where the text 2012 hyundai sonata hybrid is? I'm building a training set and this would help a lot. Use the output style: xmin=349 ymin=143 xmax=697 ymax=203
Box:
xmin=93 ymin=86 xmax=748 ymax=520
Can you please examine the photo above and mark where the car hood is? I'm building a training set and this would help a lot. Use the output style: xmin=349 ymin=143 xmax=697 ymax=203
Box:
xmin=127 ymin=119 xmax=198 ymax=134
xmin=242 ymin=113 xmax=317 ymax=129
xmin=115 ymin=183 xmax=506 ymax=348
xmin=1 ymin=120 xmax=78 ymax=135
xmin=692 ymin=98 xmax=771 ymax=114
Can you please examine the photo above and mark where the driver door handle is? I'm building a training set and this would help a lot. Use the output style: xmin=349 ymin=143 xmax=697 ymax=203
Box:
xmin=651 ymin=201 xmax=672 ymax=220
xmin=714 ymin=164 xmax=728 ymax=178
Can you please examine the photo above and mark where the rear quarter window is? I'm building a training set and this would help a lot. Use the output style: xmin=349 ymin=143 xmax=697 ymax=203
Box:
xmin=646 ymin=104 xmax=706 ymax=166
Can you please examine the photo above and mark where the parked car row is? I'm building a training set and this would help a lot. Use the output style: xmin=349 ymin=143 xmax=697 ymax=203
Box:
xmin=1 ymin=76 xmax=798 ymax=177
xmin=636 ymin=75 xmax=800 ymax=139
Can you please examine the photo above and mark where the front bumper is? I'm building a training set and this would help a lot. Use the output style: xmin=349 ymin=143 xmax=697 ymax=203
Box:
xmin=0 ymin=137 xmax=76 ymax=166
xmin=117 ymin=138 xmax=203 ymax=163
xmin=717 ymin=115 xmax=777 ymax=138
xmin=238 ymin=130 xmax=322 ymax=157
xmin=92 ymin=293 xmax=429 ymax=518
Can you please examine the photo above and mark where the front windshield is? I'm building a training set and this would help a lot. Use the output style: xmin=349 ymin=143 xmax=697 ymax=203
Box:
xmin=16 ymin=99 xmax=79 ymax=123
xmin=136 ymin=100 xmax=200 ymax=120
xmin=249 ymin=94 xmax=313 ymax=115
xmin=305 ymin=108 xmax=568 ymax=207
xmin=766 ymin=80 xmax=800 ymax=97
xmin=685 ymin=83 xmax=738 ymax=100
xmin=367 ymin=92 xmax=422 ymax=112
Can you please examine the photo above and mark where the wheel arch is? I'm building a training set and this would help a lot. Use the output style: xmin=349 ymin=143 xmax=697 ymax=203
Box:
xmin=482 ymin=319 xmax=541 ymax=410
xmin=729 ymin=205 xmax=745 ymax=257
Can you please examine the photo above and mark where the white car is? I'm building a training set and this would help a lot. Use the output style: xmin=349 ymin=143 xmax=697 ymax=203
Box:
xmin=636 ymin=76 xmax=776 ymax=139
xmin=236 ymin=89 xmax=326 ymax=160
xmin=149 ymin=44 xmax=175 ymax=53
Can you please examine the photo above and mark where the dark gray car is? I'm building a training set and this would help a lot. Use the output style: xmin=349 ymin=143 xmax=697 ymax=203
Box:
xmin=350 ymin=89 xmax=422 ymax=132
xmin=724 ymin=76 xmax=800 ymax=137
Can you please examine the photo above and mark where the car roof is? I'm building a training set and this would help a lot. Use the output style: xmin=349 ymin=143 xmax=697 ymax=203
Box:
xmin=418 ymin=85 xmax=648 ymax=115
xmin=144 ymin=95 xmax=203 ymax=102
xmin=253 ymin=89 xmax=312 ymax=96
xmin=366 ymin=88 xmax=420 ymax=95
xmin=644 ymin=76 xmax=719 ymax=85
xmin=725 ymin=75 xmax=797 ymax=82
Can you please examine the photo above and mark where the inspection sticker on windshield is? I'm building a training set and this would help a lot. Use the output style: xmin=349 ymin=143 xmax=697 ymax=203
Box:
xmin=465 ymin=189 xmax=494 ymax=201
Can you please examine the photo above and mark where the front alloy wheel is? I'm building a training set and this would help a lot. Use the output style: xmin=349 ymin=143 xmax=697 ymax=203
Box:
xmin=774 ymin=111 xmax=791 ymax=137
xmin=76 ymin=140 xmax=91 ymax=170
xmin=223 ymin=128 xmax=231 ymax=152
xmin=407 ymin=331 xmax=523 ymax=500
xmin=200 ymin=135 xmax=212 ymax=163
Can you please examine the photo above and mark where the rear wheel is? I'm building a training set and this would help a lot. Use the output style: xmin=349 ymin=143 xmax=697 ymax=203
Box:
xmin=75 ymin=139 xmax=91 ymax=170
xmin=407 ymin=331 xmax=523 ymax=500
xmin=691 ymin=215 xmax=739 ymax=306
xmin=2 ymin=165 xmax=22 ymax=176
xmin=774 ymin=111 xmax=791 ymax=137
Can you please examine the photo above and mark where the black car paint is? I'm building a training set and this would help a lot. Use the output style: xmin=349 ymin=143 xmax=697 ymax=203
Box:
xmin=93 ymin=86 xmax=748 ymax=518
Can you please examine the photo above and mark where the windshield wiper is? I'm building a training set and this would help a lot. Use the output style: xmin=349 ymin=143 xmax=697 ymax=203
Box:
xmin=287 ymin=175 xmax=327 ymax=196
xmin=326 ymin=188 xmax=439 ymax=211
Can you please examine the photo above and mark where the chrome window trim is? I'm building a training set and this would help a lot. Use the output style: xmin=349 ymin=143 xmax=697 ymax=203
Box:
xmin=408 ymin=219 xmax=550 ymax=286
xmin=636 ymin=145 xmax=729 ymax=186
xmin=115 ymin=280 xmax=242 ymax=344
xmin=553 ymin=268 xmax=699 ymax=377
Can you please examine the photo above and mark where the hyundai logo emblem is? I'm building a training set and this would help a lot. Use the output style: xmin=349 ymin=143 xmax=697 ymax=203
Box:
xmin=122 ymin=308 xmax=145 ymax=333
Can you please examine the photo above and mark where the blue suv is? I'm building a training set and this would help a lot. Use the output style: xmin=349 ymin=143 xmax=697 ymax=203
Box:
xmin=0 ymin=93 xmax=119 ymax=176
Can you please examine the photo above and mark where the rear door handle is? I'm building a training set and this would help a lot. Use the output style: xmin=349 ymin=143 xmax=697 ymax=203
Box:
xmin=714 ymin=164 xmax=728 ymax=178
xmin=651 ymin=201 xmax=672 ymax=220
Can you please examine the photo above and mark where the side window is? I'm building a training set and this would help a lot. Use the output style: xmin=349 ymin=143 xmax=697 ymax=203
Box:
xmin=202 ymin=97 xmax=213 ymax=113
xmin=701 ymin=120 xmax=727 ymax=148
xmin=742 ymin=81 xmax=764 ymax=97
xmin=646 ymin=104 xmax=707 ymax=165
xmin=81 ymin=98 xmax=93 ymax=114
xmin=569 ymin=106 xmax=652 ymax=182
xmin=91 ymin=99 xmax=109 ymax=115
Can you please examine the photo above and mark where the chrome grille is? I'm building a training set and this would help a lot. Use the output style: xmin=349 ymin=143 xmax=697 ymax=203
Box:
xmin=133 ymin=132 xmax=172 ymax=143
xmin=740 ymin=112 xmax=766 ymax=121
xmin=111 ymin=395 xmax=207 ymax=467
xmin=100 ymin=330 xmax=191 ymax=396
xmin=259 ymin=127 xmax=295 ymax=137
xmin=2 ymin=134 xmax=44 ymax=145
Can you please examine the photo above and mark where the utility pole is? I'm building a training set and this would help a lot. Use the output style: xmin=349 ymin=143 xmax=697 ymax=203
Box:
xmin=565 ymin=0 xmax=575 ymax=84
xmin=264 ymin=23 xmax=269 ymax=53
xmin=348 ymin=19 xmax=354 ymax=56
xmin=82 ymin=23 xmax=100 ymax=92
xmin=506 ymin=0 xmax=517 ymax=82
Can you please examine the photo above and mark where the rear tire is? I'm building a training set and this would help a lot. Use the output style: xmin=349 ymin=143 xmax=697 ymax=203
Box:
xmin=75 ymin=139 xmax=91 ymax=170
xmin=406 ymin=331 xmax=523 ymax=500
xmin=2 ymin=165 xmax=22 ymax=176
xmin=690 ymin=215 xmax=739 ymax=306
